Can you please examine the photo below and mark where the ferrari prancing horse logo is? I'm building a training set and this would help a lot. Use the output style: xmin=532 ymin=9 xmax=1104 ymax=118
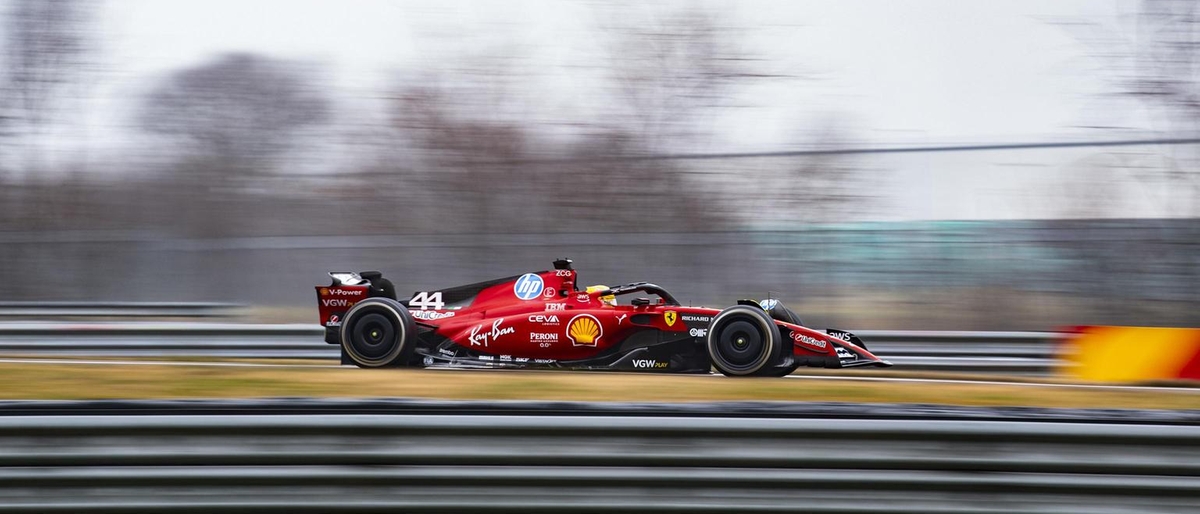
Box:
xmin=664 ymin=310 xmax=677 ymax=327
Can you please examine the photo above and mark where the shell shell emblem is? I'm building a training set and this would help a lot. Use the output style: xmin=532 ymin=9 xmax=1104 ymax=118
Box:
xmin=319 ymin=288 xmax=329 ymax=296
xmin=567 ymin=314 xmax=602 ymax=346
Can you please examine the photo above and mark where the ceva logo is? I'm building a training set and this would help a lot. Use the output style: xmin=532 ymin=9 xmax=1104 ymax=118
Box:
xmin=514 ymin=273 xmax=544 ymax=301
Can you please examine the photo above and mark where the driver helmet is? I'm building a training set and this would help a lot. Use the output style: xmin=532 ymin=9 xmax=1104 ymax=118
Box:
xmin=585 ymin=285 xmax=617 ymax=307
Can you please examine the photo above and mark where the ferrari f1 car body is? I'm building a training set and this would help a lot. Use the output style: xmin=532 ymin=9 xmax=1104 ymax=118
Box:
xmin=315 ymin=259 xmax=891 ymax=376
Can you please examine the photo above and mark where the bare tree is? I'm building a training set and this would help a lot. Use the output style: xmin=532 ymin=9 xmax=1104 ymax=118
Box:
xmin=138 ymin=53 xmax=331 ymax=183
xmin=0 ymin=0 xmax=95 ymax=177
xmin=600 ymin=5 xmax=774 ymax=152
xmin=1057 ymin=1 xmax=1200 ymax=216
xmin=379 ymin=5 xmax=805 ymax=234
xmin=1120 ymin=0 xmax=1200 ymax=215
xmin=389 ymin=72 xmax=725 ymax=234
xmin=600 ymin=6 xmax=864 ymax=228
xmin=774 ymin=120 xmax=865 ymax=224
xmin=136 ymin=53 xmax=330 ymax=237
xmin=390 ymin=74 xmax=533 ymax=233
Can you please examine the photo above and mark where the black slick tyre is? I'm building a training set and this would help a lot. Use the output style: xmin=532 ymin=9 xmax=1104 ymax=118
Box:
xmin=706 ymin=305 xmax=783 ymax=376
xmin=339 ymin=297 xmax=414 ymax=368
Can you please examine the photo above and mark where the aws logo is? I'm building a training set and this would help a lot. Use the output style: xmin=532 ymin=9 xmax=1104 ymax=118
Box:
xmin=567 ymin=314 xmax=602 ymax=346
xmin=664 ymin=310 xmax=677 ymax=327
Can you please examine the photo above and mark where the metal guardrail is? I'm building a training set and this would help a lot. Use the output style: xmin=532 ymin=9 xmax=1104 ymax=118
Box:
xmin=0 ymin=322 xmax=328 ymax=359
xmin=0 ymin=402 xmax=1194 ymax=512
xmin=852 ymin=330 xmax=1061 ymax=374
xmin=0 ymin=302 xmax=240 ymax=319
xmin=0 ymin=323 xmax=1064 ymax=373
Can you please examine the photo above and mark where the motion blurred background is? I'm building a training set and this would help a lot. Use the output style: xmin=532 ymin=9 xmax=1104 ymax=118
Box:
xmin=1 ymin=0 xmax=1197 ymax=330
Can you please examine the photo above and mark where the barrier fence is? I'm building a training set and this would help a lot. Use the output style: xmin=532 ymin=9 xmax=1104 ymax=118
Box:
xmin=0 ymin=302 xmax=240 ymax=319
xmin=4 ymin=220 xmax=1199 ymax=330
xmin=0 ymin=401 xmax=1194 ymax=512
xmin=0 ymin=323 xmax=1063 ymax=374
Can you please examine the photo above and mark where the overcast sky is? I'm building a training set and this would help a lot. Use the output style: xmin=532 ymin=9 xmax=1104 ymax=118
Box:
xmin=97 ymin=0 xmax=1147 ymax=144
xmin=80 ymin=0 xmax=1190 ymax=219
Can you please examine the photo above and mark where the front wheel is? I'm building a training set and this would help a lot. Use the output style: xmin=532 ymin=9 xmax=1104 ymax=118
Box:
xmin=339 ymin=298 xmax=415 ymax=368
xmin=706 ymin=305 xmax=783 ymax=376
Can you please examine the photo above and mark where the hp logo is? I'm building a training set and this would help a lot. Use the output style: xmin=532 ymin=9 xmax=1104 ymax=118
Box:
xmin=513 ymin=273 xmax=544 ymax=301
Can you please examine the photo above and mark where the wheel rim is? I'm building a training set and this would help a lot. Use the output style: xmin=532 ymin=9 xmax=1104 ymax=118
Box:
xmin=349 ymin=312 xmax=396 ymax=360
xmin=714 ymin=319 xmax=766 ymax=372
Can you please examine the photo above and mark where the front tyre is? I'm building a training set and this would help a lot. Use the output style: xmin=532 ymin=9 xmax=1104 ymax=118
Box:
xmin=706 ymin=305 xmax=783 ymax=376
xmin=339 ymin=298 xmax=415 ymax=368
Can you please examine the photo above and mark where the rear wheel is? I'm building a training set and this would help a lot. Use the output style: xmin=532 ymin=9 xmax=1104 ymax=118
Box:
xmin=339 ymin=298 xmax=414 ymax=368
xmin=706 ymin=305 xmax=783 ymax=376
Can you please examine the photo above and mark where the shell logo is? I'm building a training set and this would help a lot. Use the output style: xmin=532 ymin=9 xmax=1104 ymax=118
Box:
xmin=567 ymin=314 xmax=602 ymax=346
xmin=319 ymin=288 xmax=329 ymax=296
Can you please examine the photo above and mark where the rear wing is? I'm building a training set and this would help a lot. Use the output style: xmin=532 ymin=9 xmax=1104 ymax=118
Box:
xmin=316 ymin=270 xmax=397 ymax=332
xmin=328 ymin=271 xmax=367 ymax=286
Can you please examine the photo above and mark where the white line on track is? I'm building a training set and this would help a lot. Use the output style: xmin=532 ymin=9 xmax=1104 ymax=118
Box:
xmin=0 ymin=358 xmax=339 ymax=369
xmin=784 ymin=373 xmax=1200 ymax=393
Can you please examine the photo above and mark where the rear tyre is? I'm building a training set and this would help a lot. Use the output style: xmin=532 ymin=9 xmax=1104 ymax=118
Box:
xmin=339 ymin=298 xmax=414 ymax=368
xmin=706 ymin=305 xmax=783 ymax=376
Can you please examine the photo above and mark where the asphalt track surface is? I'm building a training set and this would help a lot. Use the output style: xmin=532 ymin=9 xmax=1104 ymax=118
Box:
xmin=0 ymin=356 xmax=1196 ymax=393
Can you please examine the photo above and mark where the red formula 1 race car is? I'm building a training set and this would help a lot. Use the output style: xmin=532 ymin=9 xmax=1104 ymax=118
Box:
xmin=315 ymin=259 xmax=891 ymax=376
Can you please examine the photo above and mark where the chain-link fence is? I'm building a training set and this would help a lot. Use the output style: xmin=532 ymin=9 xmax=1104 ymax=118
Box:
xmin=2 ymin=218 xmax=1196 ymax=330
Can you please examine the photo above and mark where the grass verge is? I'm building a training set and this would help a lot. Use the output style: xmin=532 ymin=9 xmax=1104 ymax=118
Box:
xmin=0 ymin=361 xmax=1197 ymax=409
